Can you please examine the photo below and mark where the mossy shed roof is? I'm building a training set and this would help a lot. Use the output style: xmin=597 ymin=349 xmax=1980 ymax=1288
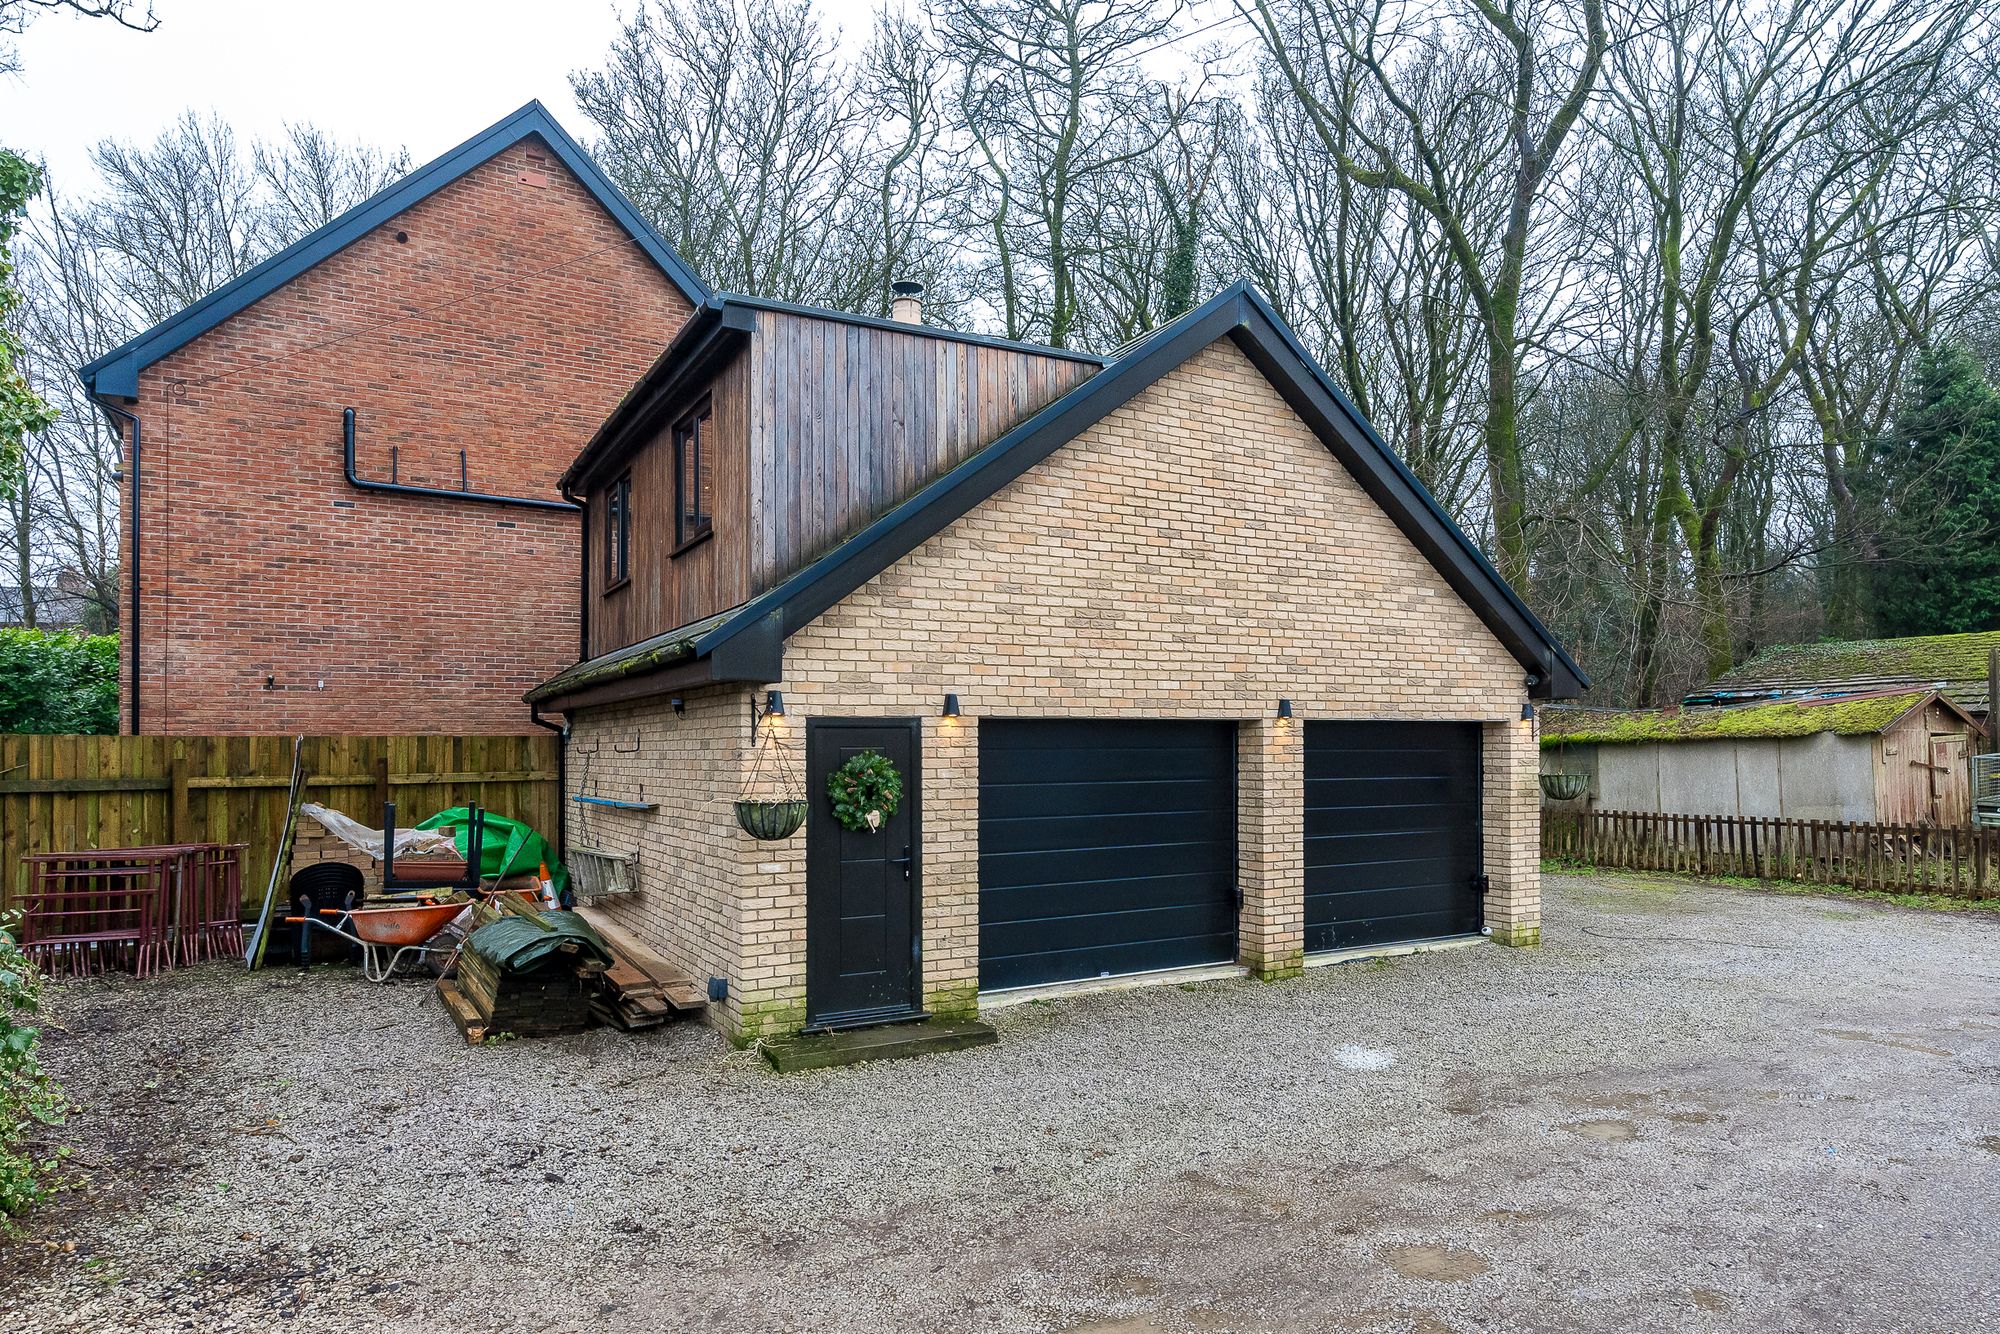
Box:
xmin=1538 ymin=691 xmax=1947 ymax=747
xmin=1695 ymin=629 xmax=2000 ymax=711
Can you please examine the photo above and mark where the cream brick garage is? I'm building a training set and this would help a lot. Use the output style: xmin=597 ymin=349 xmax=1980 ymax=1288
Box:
xmin=545 ymin=284 xmax=1579 ymax=1043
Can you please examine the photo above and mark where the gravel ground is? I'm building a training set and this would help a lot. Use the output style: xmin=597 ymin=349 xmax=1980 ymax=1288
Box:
xmin=2 ymin=872 xmax=1997 ymax=1334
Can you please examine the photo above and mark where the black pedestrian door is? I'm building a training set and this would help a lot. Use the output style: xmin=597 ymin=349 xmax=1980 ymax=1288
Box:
xmin=980 ymin=720 xmax=1237 ymax=990
xmin=1304 ymin=721 xmax=1482 ymax=951
xmin=806 ymin=719 xmax=921 ymax=1027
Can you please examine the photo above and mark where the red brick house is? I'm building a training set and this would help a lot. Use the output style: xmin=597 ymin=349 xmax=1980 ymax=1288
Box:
xmin=79 ymin=102 xmax=708 ymax=735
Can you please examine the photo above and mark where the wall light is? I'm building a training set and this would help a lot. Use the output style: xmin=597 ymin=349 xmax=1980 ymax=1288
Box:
xmin=942 ymin=693 xmax=961 ymax=718
xmin=1276 ymin=698 xmax=1294 ymax=720
xmin=670 ymin=696 xmax=686 ymax=717
xmin=751 ymin=689 xmax=787 ymax=739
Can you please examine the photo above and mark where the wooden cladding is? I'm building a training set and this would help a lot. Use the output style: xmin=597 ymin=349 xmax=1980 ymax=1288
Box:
xmin=746 ymin=310 xmax=1096 ymax=593
xmin=1543 ymin=805 xmax=2000 ymax=899
xmin=585 ymin=308 xmax=1097 ymax=659
xmin=588 ymin=346 xmax=753 ymax=656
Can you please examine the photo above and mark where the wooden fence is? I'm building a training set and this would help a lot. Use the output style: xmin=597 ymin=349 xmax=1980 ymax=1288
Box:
xmin=2 ymin=734 xmax=560 ymax=915
xmin=1543 ymin=806 xmax=2000 ymax=898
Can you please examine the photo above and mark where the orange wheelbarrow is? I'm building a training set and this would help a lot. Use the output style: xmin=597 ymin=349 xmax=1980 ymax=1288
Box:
xmin=287 ymin=899 xmax=469 ymax=982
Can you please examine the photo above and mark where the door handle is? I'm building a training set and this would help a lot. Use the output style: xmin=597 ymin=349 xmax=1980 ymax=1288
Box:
xmin=889 ymin=845 xmax=914 ymax=879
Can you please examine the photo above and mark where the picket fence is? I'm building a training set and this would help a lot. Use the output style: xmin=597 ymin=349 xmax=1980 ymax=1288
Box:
xmin=1542 ymin=806 xmax=2000 ymax=897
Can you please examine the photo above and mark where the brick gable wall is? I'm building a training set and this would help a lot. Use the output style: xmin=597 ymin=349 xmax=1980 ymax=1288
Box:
xmin=568 ymin=339 xmax=1541 ymax=1040
xmin=117 ymin=141 xmax=691 ymax=734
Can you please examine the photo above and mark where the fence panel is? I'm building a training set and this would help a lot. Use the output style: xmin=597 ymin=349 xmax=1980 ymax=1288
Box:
xmin=1542 ymin=806 xmax=2000 ymax=899
xmin=2 ymin=733 xmax=560 ymax=915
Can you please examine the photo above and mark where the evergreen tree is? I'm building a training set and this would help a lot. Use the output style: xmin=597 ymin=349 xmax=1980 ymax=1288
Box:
xmin=1871 ymin=342 xmax=2000 ymax=636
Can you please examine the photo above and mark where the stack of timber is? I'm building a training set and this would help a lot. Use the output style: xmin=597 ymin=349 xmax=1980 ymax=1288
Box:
xmin=574 ymin=906 xmax=708 ymax=1030
xmin=436 ymin=901 xmax=609 ymax=1044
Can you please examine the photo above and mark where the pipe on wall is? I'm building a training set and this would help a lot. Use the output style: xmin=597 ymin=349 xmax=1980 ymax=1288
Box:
xmin=94 ymin=397 xmax=142 ymax=734
xmin=529 ymin=705 xmax=569 ymax=866
xmin=342 ymin=408 xmax=579 ymax=513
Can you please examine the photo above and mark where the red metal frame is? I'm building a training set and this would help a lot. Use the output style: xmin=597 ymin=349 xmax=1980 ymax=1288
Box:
xmin=18 ymin=843 xmax=246 ymax=978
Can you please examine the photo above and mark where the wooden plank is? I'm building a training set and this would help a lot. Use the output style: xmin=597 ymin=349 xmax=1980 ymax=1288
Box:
xmin=437 ymin=979 xmax=488 ymax=1045
xmin=571 ymin=905 xmax=691 ymax=987
xmin=0 ymin=776 xmax=171 ymax=794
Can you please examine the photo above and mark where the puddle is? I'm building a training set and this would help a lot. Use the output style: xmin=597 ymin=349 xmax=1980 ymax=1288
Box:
xmin=1689 ymin=1288 xmax=1732 ymax=1311
xmin=1567 ymin=1118 xmax=1638 ymax=1142
xmin=1815 ymin=1028 xmax=1954 ymax=1057
xmin=1558 ymin=1089 xmax=1652 ymax=1112
xmin=1665 ymin=1110 xmax=1722 ymax=1124
xmin=1333 ymin=1045 xmax=1396 ymax=1072
xmin=1978 ymin=1135 xmax=2000 ymax=1156
xmin=1380 ymin=1243 xmax=1490 ymax=1282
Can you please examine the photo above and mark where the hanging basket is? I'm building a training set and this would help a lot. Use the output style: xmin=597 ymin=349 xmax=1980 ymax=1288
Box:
xmin=735 ymin=798 xmax=807 ymax=841
xmin=1539 ymin=771 xmax=1588 ymax=802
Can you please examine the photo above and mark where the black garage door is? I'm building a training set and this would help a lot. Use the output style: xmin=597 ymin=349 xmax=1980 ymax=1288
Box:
xmin=980 ymin=720 xmax=1238 ymax=990
xmin=1304 ymin=721 xmax=1482 ymax=952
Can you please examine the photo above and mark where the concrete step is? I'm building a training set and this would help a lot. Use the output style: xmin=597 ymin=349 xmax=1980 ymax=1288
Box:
xmin=761 ymin=1017 xmax=998 ymax=1073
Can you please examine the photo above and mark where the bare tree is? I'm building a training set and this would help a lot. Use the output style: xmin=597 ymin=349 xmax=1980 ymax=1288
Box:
xmin=253 ymin=123 xmax=410 ymax=243
xmin=941 ymin=0 xmax=1199 ymax=347
xmin=573 ymin=0 xmax=886 ymax=307
xmin=1238 ymin=0 xmax=1607 ymax=587
xmin=6 ymin=119 xmax=410 ymax=632
xmin=0 ymin=0 xmax=154 ymax=76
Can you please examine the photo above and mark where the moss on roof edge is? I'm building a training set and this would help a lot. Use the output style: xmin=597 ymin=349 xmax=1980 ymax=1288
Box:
xmin=1539 ymin=692 xmax=1930 ymax=746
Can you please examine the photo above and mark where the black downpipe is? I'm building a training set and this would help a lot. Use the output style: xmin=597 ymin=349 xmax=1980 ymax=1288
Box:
xmin=529 ymin=705 xmax=569 ymax=870
xmin=343 ymin=408 xmax=578 ymax=512
xmin=566 ymin=481 xmax=589 ymax=661
xmin=96 ymin=398 xmax=142 ymax=734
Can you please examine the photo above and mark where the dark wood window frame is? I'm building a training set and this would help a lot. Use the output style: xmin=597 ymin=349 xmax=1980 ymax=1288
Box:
xmin=672 ymin=397 xmax=715 ymax=556
xmin=604 ymin=472 xmax=632 ymax=592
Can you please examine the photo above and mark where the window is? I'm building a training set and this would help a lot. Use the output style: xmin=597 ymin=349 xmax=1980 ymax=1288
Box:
xmin=674 ymin=399 xmax=714 ymax=551
xmin=604 ymin=473 xmax=631 ymax=589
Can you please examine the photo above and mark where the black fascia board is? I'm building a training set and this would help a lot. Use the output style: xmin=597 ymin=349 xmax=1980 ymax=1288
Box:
xmin=689 ymin=280 xmax=1584 ymax=697
xmin=716 ymin=292 xmax=1107 ymax=365
xmin=562 ymin=300 xmax=755 ymax=492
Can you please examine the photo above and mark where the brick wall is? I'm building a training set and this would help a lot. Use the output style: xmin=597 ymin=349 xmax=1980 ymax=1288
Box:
xmin=568 ymin=337 xmax=1540 ymax=1040
xmin=115 ymin=141 xmax=691 ymax=734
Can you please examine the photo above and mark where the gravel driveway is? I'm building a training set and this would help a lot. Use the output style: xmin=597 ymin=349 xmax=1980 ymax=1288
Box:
xmin=3 ymin=872 xmax=1997 ymax=1333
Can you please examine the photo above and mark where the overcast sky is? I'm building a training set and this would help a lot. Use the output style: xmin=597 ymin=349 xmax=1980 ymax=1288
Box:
xmin=0 ymin=0 xmax=878 ymax=193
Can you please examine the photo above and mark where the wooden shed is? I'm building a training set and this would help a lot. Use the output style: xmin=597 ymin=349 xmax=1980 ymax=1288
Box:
xmin=1540 ymin=691 xmax=1985 ymax=826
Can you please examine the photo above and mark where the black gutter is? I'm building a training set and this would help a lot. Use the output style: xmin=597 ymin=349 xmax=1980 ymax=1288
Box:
xmin=94 ymin=398 xmax=142 ymax=734
xmin=344 ymin=408 xmax=578 ymax=512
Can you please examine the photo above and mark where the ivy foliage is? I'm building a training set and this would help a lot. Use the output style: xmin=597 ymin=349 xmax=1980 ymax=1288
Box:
xmin=0 ymin=630 xmax=120 ymax=734
xmin=0 ymin=148 xmax=58 ymax=501
xmin=1 ymin=911 xmax=67 ymax=1216
xmin=826 ymin=749 xmax=903 ymax=833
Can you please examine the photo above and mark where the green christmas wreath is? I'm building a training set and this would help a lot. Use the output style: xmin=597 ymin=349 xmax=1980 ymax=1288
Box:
xmin=827 ymin=750 xmax=903 ymax=833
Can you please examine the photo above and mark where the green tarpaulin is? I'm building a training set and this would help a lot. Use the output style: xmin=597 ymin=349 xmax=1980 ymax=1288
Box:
xmin=416 ymin=806 xmax=569 ymax=898
xmin=465 ymin=909 xmax=612 ymax=974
